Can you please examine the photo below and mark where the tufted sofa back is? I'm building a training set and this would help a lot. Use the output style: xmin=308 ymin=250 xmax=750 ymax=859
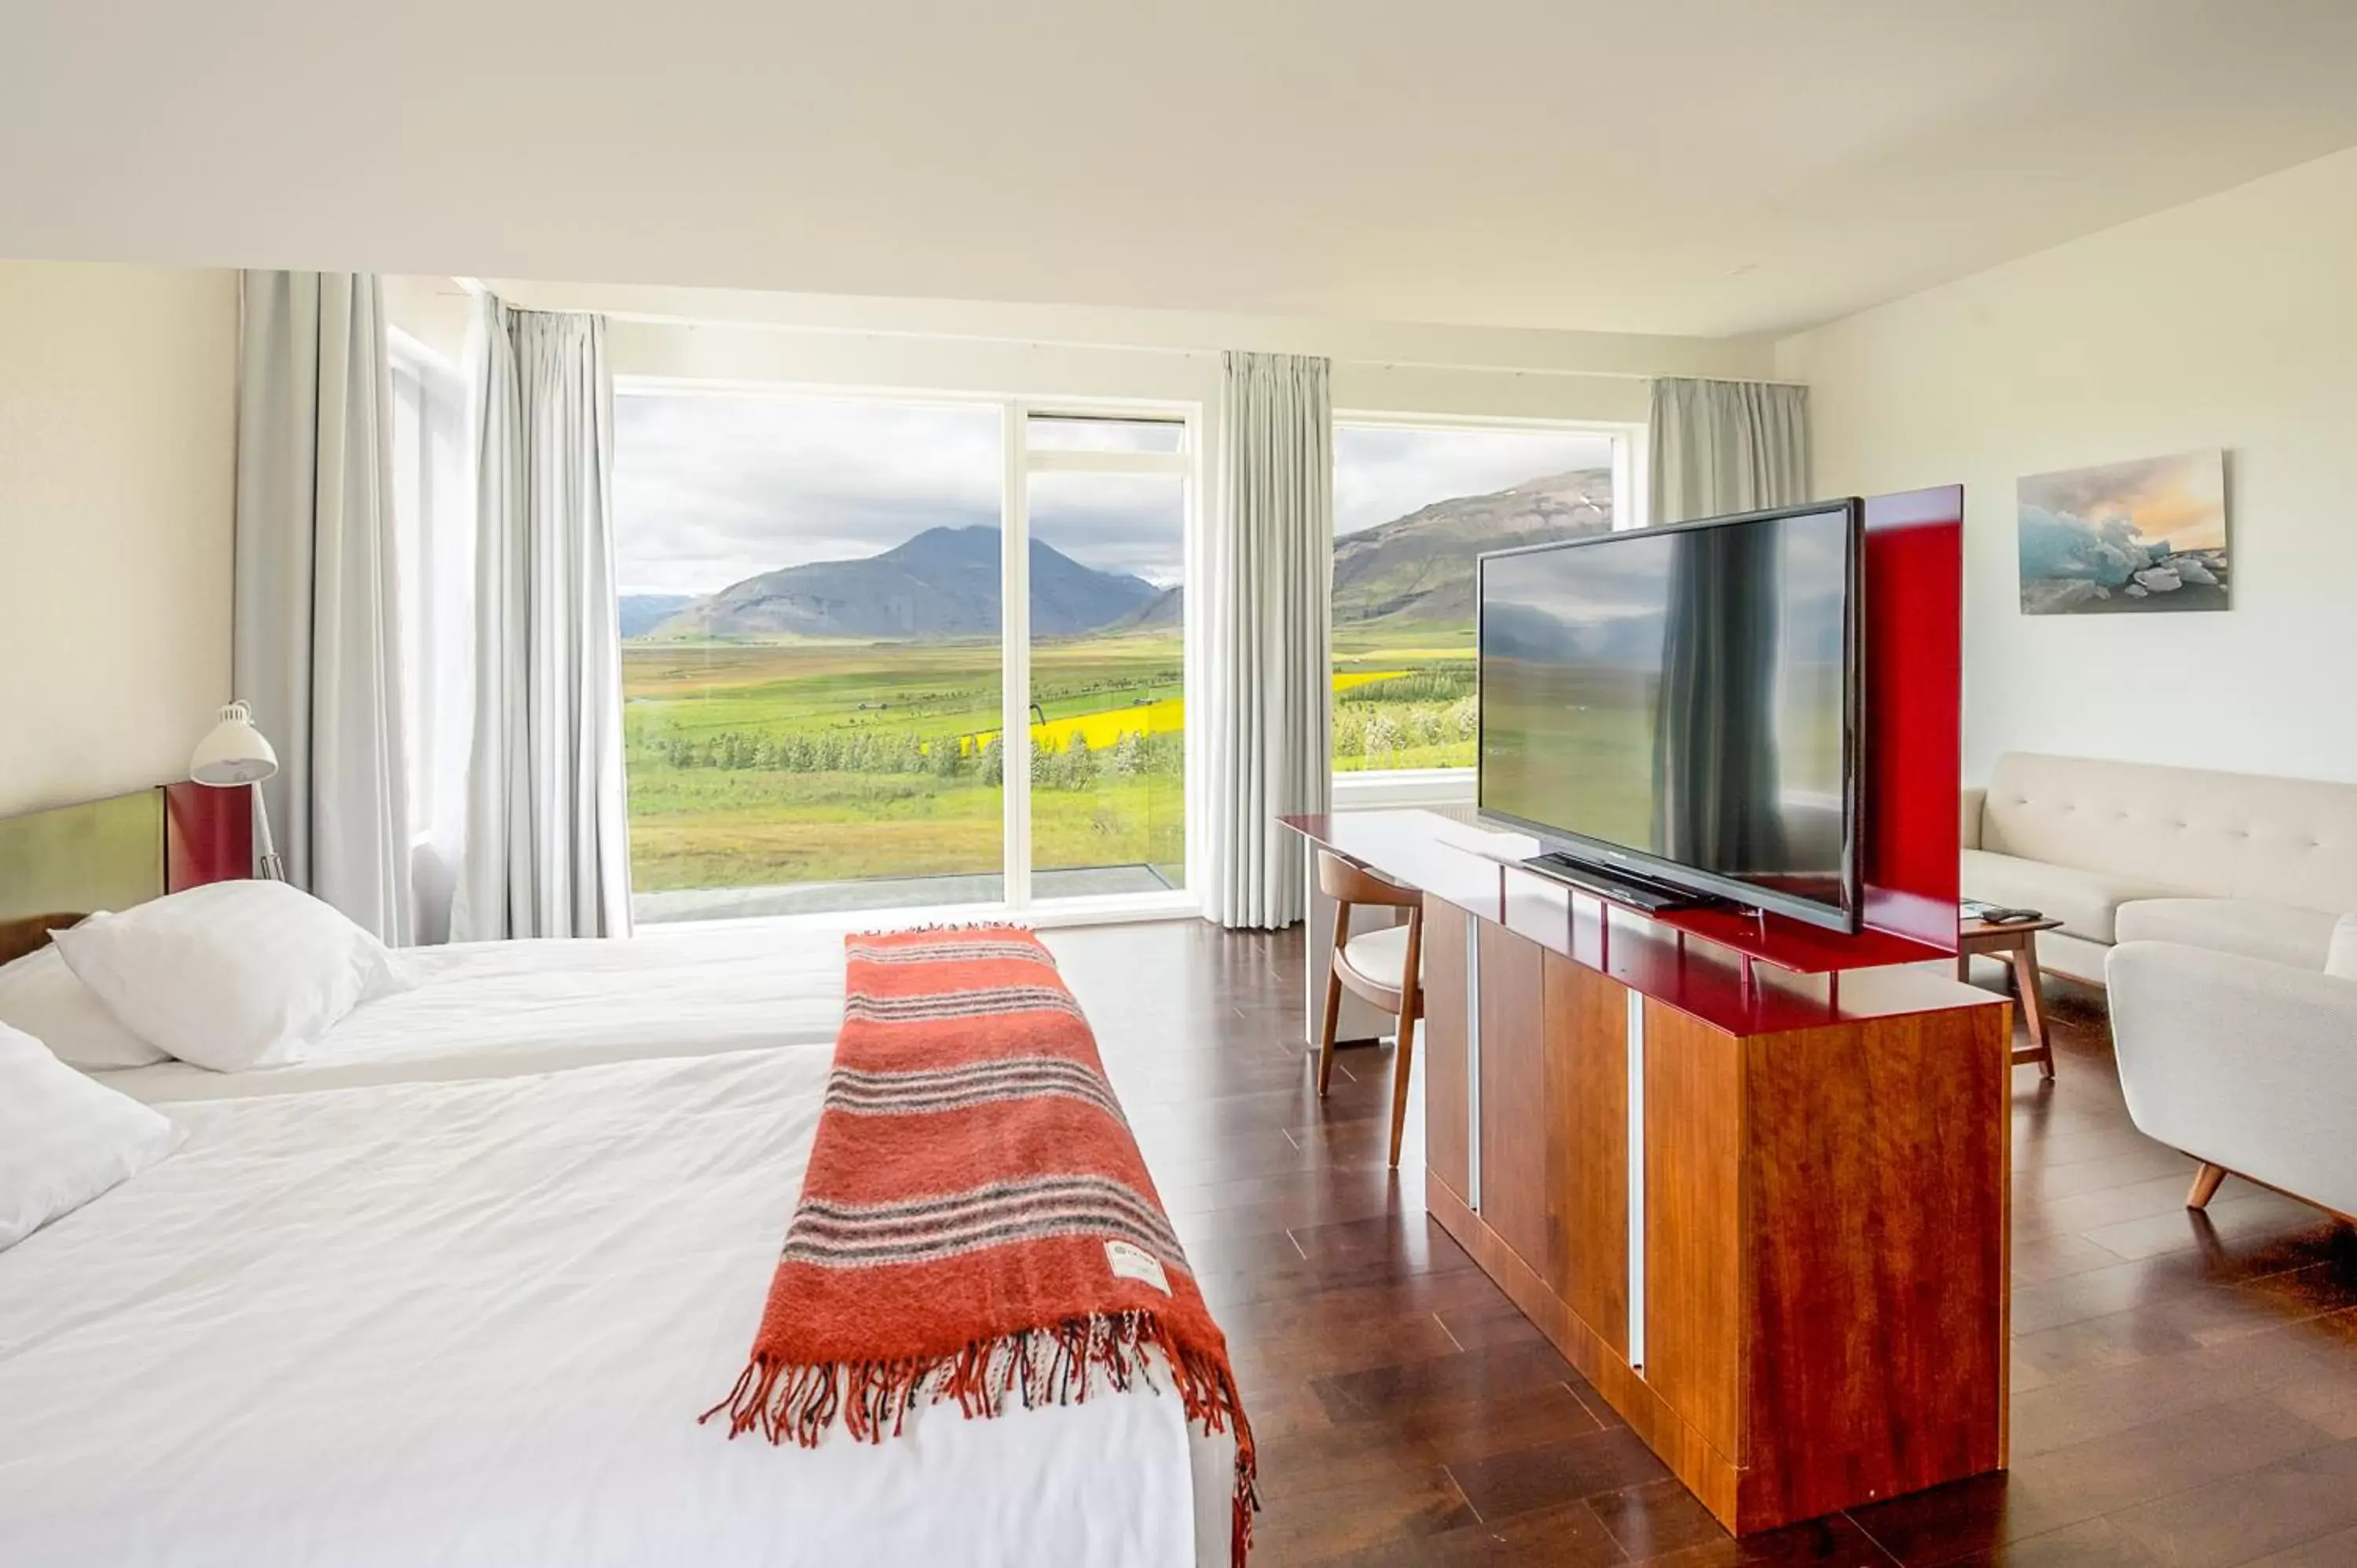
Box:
xmin=1981 ymin=753 xmax=2357 ymax=914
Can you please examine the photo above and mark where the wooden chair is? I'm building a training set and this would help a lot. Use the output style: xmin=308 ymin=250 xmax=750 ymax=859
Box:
xmin=1314 ymin=849 xmax=1426 ymax=1168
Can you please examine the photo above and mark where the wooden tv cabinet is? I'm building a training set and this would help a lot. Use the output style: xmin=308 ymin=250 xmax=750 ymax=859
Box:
xmin=1285 ymin=810 xmax=2013 ymax=1535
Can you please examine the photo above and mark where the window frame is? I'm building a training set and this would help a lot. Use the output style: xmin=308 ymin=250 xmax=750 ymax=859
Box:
xmin=1010 ymin=402 xmax=1197 ymax=910
xmin=1327 ymin=410 xmax=1643 ymax=811
xmin=385 ymin=329 xmax=471 ymax=837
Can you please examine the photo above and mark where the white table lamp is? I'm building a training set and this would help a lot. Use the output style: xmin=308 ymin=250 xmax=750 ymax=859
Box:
xmin=190 ymin=700 xmax=286 ymax=881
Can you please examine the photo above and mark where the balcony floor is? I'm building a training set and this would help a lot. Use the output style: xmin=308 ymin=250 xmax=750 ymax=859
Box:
xmin=632 ymin=863 xmax=1177 ymax=923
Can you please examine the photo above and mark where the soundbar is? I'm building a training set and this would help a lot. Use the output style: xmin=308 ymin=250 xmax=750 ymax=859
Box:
xmin=1518 ymin=852 xmax=1722 ymax=915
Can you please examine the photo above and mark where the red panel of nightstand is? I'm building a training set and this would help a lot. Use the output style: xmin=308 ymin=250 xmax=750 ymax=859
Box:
xmin=163 ymin=782 xmax=253 ymax=891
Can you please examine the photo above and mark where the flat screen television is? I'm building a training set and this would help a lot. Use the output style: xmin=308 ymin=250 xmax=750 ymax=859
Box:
xmin=1475 ymin=500 xmax=1865 ymax=932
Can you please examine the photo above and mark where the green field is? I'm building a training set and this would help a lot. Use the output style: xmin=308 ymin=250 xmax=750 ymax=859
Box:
xmin=622 ymin=625 xmax=1479 ymax=895
xmin=624 ymin=634 xmax=1183 ymax=895
xmin=1332 ymin=621 xmax=1477 ymax=771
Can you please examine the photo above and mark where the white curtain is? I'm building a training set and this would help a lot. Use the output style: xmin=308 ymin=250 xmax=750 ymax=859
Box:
xmin=1648 ymin=376 xmax=1812 ymax=524
xmin=233 ymin=271 xmax=413 ymax=943
xmin=1204 ymin=350 xmax=1333 ymax=931
xmin=449 ymin=294 xmax=631 ymax=941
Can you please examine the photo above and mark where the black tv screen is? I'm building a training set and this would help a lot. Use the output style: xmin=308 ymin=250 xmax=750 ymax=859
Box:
xmin=1476 ymin=501 xmax=1863 ymax=931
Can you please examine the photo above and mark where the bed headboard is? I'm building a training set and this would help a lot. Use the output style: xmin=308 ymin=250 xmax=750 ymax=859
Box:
xmin=0 ymin=784 xmax=251 ymax=963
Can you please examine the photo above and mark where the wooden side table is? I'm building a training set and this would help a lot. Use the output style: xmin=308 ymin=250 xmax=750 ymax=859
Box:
xmin=1957 ymin=915 xmax=2065 ymax=1077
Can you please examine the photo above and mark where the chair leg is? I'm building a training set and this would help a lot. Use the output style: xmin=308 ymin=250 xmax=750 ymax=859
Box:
xmin=1315 ymin=969 xmax=1343 ymax=1097
xmin=1387 ymin=1007 xmax=1416 ymax=1170
xmin=1387 ymin=915 xmax=1424 ymax=1170
xmin=2187 ymin=1161 xmax=2228 ymax=1211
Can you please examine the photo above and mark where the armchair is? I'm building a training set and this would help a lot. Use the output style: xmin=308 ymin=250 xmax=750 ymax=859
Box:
xmin=2106 ymin=923 xmax=2357 ymax=1222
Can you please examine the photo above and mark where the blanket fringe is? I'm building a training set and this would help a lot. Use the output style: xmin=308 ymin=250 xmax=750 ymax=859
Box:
xmin=702 ymin=1310 xmax=1258 ymax=1565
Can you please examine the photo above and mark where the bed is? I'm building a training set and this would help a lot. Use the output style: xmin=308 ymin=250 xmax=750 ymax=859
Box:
xmin=0 ymin=1050 xmax=1230 ymax=1567
xmin=0 ymin=791 xmax=1236 ymax=1568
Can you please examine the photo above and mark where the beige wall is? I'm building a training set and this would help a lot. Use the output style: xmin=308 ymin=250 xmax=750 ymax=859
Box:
xmin=1779 ymin=145 xmax=2357 ymax=786
xmin=0 ymin=260 xmax=238 ymax=815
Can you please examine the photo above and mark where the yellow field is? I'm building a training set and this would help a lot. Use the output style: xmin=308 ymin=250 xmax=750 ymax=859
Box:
xmin=968 ymin=669 xmax=1410 ymax=755
xmin=967 ymin=694 xmax=1183 ymax=756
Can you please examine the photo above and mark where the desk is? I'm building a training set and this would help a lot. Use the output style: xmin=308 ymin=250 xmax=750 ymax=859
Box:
xmin=1283 ymin=809 xmax=2013 ymax=1535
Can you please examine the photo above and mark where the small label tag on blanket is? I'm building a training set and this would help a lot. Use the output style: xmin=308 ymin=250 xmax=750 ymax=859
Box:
xmin=1105 ymin=1239 xmax=1171 ymax=1295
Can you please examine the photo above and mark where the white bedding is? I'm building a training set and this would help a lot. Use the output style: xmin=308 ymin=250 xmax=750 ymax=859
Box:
xmin=0 ymin=1050 xmax=1222 ymax=1568
xmin=97 ymin=925 xmax=850 ymax=1102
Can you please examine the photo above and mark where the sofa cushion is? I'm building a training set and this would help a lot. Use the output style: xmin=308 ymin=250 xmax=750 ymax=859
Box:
xmin=2033 ymin=929 xmax=2111 ymax=987
xmin=2113 ymin=898 xmax=2347 ymax=972
xmin=1981 ymin=752 xmax=2357 ymax=913
xmin=1960 ymin=849 xmax=2189 ymax=946
xmin=2330 ymin=916 xmax=2357 ymax=981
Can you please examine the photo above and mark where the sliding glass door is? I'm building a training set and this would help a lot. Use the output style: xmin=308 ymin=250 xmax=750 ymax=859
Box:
xmin=1020 ymin=414 xmax=1189 ymax=901
xmin=611 ymin=389 xmax=1192 ymax=923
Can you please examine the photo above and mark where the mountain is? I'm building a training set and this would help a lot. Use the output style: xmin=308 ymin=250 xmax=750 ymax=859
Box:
xmin=636 ymin=471 xmax=1611 ymax=643
xmin=1333 ymin=467 xmax=1613 ymax=625
xmin=1104 ymin=582 xmax=1182 ymax=633
xmin=644 ymin=526 xmax=1158 ymax=641
xmin=618 ymin=594 xmax=696 ymax=638
xmin=1065 ymin=467 xmax=1617 ymax=637
xmin=1105 ymin=467 xmax=1614 ymax=633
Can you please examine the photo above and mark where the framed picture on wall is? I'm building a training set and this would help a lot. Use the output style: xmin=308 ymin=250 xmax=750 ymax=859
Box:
xmin=2017 ymin=449 xmax=2229 ymax=615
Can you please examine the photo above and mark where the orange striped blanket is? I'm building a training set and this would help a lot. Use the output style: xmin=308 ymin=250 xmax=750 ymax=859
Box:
xmin=707 ymin=925 xmax=1258 ymax=1563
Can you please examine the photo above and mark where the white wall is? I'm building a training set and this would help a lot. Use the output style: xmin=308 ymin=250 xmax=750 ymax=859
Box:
xmin=0 ymin=261 xmax=238 ymax=815
xmin=1778 ymin=145 xmax=2357 ymax=786
xmin=382 ymin=273 xmax=472 ymax=367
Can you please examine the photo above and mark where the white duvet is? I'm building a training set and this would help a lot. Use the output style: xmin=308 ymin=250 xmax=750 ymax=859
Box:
xmin=98 ymin=925 xmax=851 ymax=1102
xmin=0 ymin=1050 xmax=1222 ymax=1567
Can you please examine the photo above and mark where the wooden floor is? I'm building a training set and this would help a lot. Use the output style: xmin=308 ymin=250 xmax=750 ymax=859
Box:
xmin=1050 ymin=920 xmax=2357 ymax=1568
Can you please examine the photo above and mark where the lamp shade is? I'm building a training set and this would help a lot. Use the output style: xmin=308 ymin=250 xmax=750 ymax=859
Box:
xmin=189 ymin=702 xmax=280 ymax=786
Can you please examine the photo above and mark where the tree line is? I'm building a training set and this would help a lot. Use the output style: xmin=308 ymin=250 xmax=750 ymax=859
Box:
xmin=636 ymin=725 xmax=1182 ymax=790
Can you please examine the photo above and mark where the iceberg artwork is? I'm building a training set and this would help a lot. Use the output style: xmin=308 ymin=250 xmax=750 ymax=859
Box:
xmin=2017 ymin=449 xmax=2229 ymax=615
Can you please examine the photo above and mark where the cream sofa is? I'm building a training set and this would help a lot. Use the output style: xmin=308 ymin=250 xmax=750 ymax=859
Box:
xmin=1960 ymin=752 xmax=2357 ymax=984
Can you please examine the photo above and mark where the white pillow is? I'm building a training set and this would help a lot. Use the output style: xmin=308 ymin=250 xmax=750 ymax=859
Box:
xmin=0 ymin=1021 xmax=183 ymax=1251
xmin=0 ymin=930 xmax=171 ymax=1070
xmin=2327 ymin=914 xmax=2357 ymax=982
xmin=52 ymin=881 xmax=405 ymax=1072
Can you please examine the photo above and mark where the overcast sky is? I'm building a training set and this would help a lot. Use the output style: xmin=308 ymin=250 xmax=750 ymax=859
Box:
xmin=1332 ymin=424 xmax=1613 ymax=534
xmin=612 ymin=392 xmax=1615 ymax=598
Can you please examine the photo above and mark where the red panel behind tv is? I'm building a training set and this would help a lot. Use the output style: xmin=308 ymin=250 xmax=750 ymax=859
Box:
xmin=1860 ymin=485 xmax=1963 ymax=954
xmin=1651 ymin=484 xmax=1963 ymax=970
xmin=163 ymin=782 xmax=253 ymax=891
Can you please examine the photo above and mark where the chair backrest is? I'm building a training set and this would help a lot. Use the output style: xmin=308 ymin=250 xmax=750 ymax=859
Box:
xmin=1316 ymin=849 xmax=1421 ymax=912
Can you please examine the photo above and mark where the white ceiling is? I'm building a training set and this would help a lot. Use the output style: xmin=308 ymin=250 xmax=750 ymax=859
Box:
xmin=5 ymin=1 xmax=2357 ymax=338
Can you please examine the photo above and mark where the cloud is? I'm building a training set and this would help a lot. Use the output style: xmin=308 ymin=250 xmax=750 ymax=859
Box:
xmin=614 ymin=394 xmax=1004 ymax=595
xmin=1335 ymin=424 xmax=1615 ymax=535
xmin=615 ymin=394 xmax=1622 ymax=596
xmin=1029 ymin=471 xmax=1185 ymax=584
